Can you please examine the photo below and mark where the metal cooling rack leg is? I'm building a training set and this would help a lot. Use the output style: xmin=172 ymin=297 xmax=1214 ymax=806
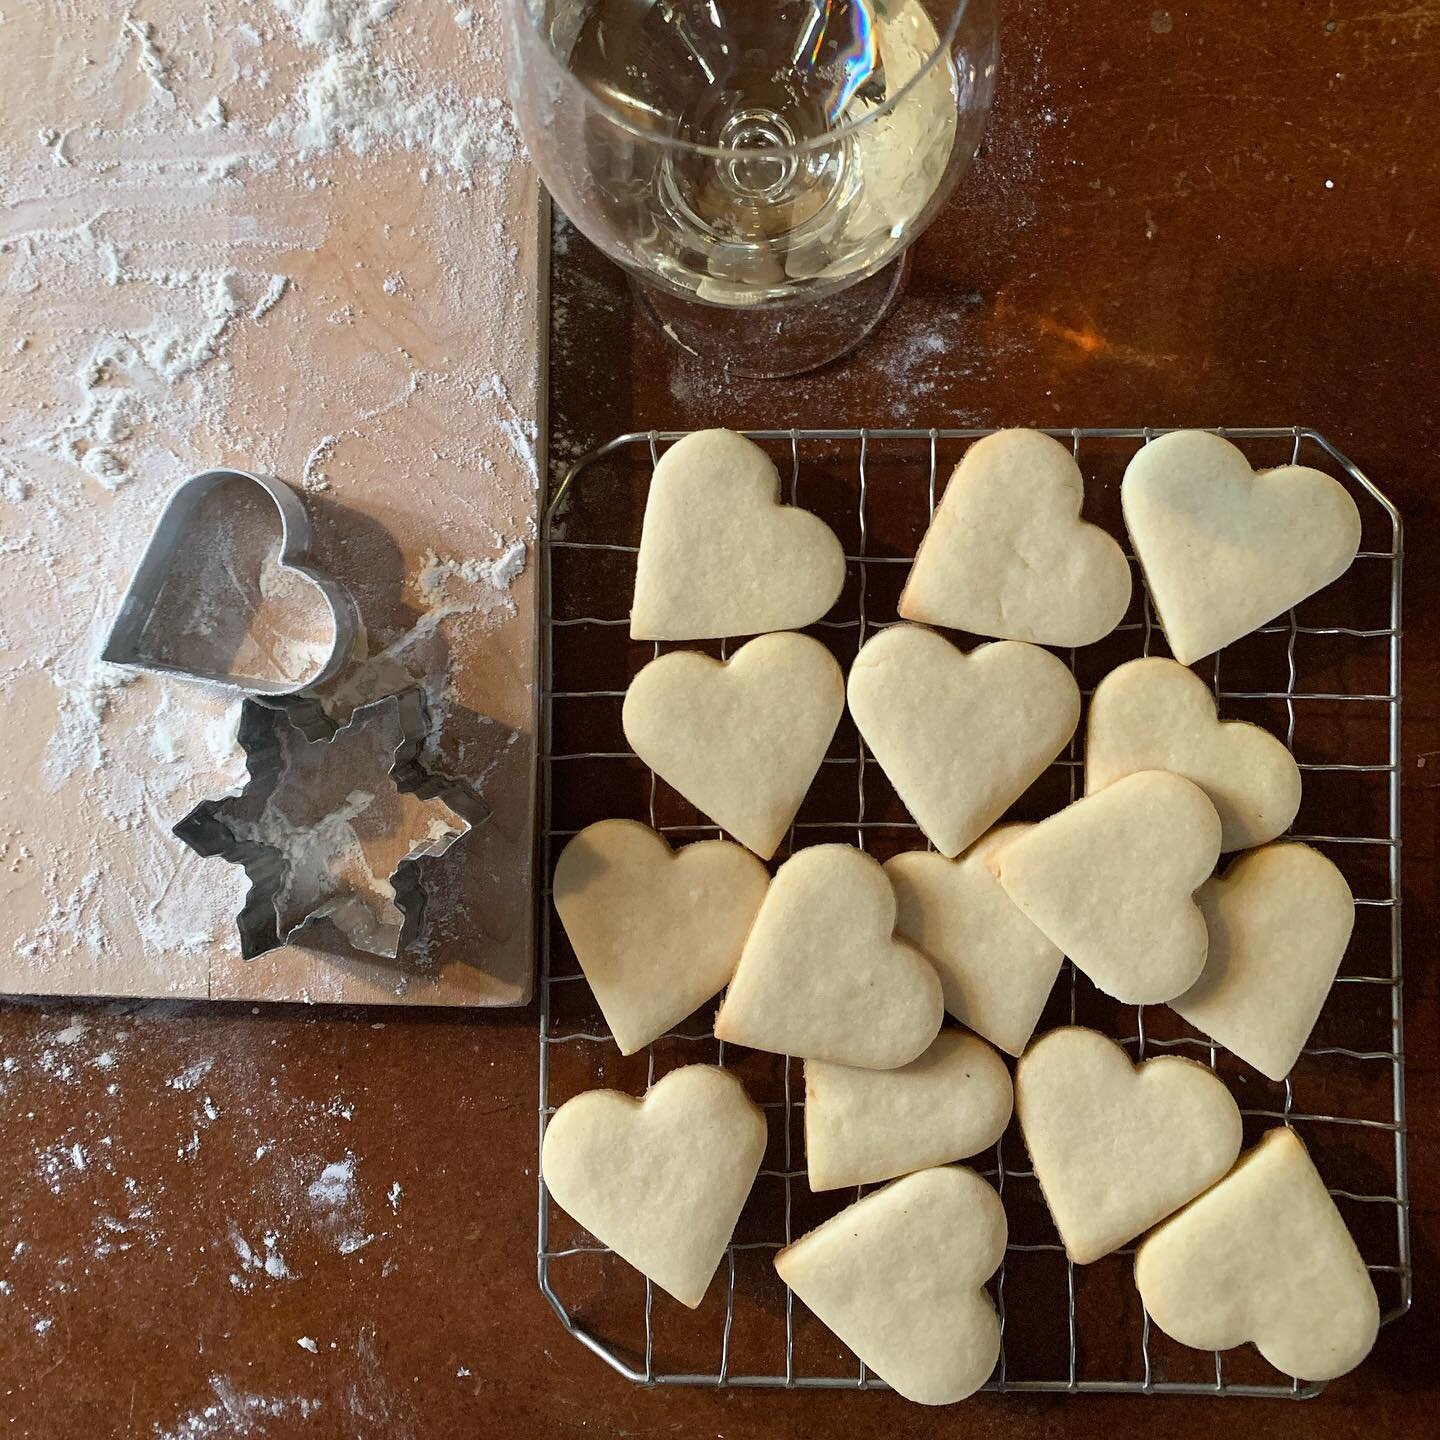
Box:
xmin=1064 ymin=429 xmax=1083 ymax=1391
xmin=854 ymin=432 xmax=871 ymax=1393
xmin=994 ymin=1130 xmax=1009 ymax=1390
xmin=784 ymin=1054 xmax=796 ymax=1386
xmin=856 ymin=431 xmax=870 ymax=854
xmin=783 ymin=432 xmax=800 ymax=1390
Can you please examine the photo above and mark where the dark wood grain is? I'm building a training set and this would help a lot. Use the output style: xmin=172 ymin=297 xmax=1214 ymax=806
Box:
xmin=2 ymin=3 xmax=1436 ymax=1435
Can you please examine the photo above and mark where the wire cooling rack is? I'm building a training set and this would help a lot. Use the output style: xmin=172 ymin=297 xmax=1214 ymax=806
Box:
xmin=535 ymin=427 xmax=1410 ymax=1399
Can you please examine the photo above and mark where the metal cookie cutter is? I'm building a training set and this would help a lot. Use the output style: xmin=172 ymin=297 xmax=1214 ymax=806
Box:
xmin=102 ymin=468 xmax=361 ymax=730
xmin=173 ymin=688 xmax=489 ymax=960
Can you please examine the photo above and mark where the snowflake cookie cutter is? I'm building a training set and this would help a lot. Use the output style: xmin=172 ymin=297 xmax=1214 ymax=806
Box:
xmin=102 ymin=467 xmax=362 ymax=738
xmin=174 ymin=687 xmax=489 ymax=960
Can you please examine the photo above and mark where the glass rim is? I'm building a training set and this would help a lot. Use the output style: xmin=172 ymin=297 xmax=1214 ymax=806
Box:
xmin=511 ymin=0 xmax=976 ymax=162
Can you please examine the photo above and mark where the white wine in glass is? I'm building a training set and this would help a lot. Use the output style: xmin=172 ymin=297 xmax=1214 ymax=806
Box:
xmin=507 ymin=1 xmax=998 ymax=375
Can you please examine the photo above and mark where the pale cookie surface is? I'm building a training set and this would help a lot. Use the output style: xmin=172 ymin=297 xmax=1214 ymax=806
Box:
xmin=1016 ymin=1027 xmax=1243 ymax=1264
xmin=886 ymin=826 xmax=1063 ymax=1055
xmin=805 ymin=1030 xmax=1013 ymax=1191
xmin=713 ymin=844 xmax=943 ymax=1069
xmin=540 ymin=1065 xmax=767 ymax=1308
xmin=994 ymin=770 xmax=1221 ymax=1004
xmin=848 ymin=625 xmax=1081 ymax=857
xmin=1172 ymin=843 xmax=1355 ymax=1081
xmin=1122 ymin=430 xmax=1362 ymax=665
xmin=630 ymin=428 xmax=846 ymax=640
xmin=900 ymin=428 xmax=1132 ymax=646
xmin=1135 ymin=1127 xmax=1379 ymax=1380
xmin=553 ymin=820 xmax=770 ymax=1055
xmin=1086 ymin=657 xmax=1301 ymax=851
xmin=775 ymin=1167 xmax=1005 ymax=1404
xmin=622 ymin=632 xmax=844 ymax=859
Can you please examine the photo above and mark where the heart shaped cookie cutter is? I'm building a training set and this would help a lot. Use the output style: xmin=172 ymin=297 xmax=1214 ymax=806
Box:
xmin=102 ymin=467 xmax=361 ymax=703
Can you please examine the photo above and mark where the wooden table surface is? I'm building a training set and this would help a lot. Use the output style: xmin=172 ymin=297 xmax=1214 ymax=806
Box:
xmin=3 ymin=2 xmax=1438 ymax=1436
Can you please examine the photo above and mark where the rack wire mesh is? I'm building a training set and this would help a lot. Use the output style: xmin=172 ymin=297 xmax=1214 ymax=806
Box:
xmin=536 ymin=426 xmax=1410 ymax=1399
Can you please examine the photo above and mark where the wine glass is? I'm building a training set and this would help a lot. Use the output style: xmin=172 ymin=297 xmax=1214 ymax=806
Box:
xmin=505 ymin=0 xmax=999 ymax=377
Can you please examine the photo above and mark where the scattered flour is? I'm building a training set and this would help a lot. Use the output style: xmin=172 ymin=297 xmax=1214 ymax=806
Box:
xmin=143 ymin=269 xmax=248 ymax=383
xmin=289 ymin=50 xmax=517 ymax=179
xmin=1 ymin=461 xmax=28 ymax=502
xmin=263 ymin=1235 xmax=294 ymax=1279
xmin=154 ymin=1378 xmax=322 ymax=1440
xmin=123 ymin=12 xmax=177 ymax=101
xmin=413 ymin=539 xmax=526 ymax=608
xmin=278 ymin=0 xmax=518 ymax=180
xmin=301 ymin=431 xmax=342 ymax=492
xmin=228 ymin=1221 xmax=296 ymax=1287
xmin=250 ymin=272 xmax=288 ymax=321
xmin=36 ymin=127 xmax=73 ymax=167
xmin=8 ymin=238 xmax=289 ymax=501
xmin=37 ymin=1141 xmax=87 ymax=1194
xmin=306 ymin=1152 xmax=376 ymax=1254
xmin=307 ymin=1154 xmax=356 ymax=1209
xmin=486 ymin=373 xmax=540 ymax=489
xmin=274 ymin=0 xmax=380 ymax=48
xmin=168 ymin=1057 xmax=215 ymax=1091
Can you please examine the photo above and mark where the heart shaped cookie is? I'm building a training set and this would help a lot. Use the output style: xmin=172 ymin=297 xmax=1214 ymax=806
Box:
xmin=713 ymin=844 xmax=944 ymax=1069
xmin=1016 ymin=1027 xmax=1243 ymax=1263
xmin=1087 ymin=657 xmax=1301 ymax=851
xmin=900 ymin=429 xmax=1132 ymax=646
xmin=553 ymin=820 xmax=770 ymax=1055
xmin=848 ymin=626 xmax=1081 ymax=857
xmin=805 ymin=1030 xmax=1013 ymax=1191
xmin=622 ymin=632 xmax=845 ymax=859
xmin=629 ymin=429 xmax=846 ymax=640
xmin=993 ymin=770 xmax=1221 ymax=1004
xmin=1135 ymin=1127 xmax=1379 ymax=1380
xmin=1171 ymin=843 xmax=1355 ymax=1081
xmin=775 ymin=1167 xmax=1005 ymax=1404
xmin=1122 ymin=431 xmax=1362 ymax=665
xmin=541 ymin=1065 xmax=767 ymax=1308
xmin=886 ymin=827 xmax=1064 ymax=1056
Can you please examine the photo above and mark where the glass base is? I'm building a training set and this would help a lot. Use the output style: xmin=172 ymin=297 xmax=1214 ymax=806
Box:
xmin=630 ymin=254 xmax=912 ymax=379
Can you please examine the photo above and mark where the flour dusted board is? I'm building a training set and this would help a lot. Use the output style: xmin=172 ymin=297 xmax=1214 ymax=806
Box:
xmin=0 ymin=2 xmax=540 ymax=1005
